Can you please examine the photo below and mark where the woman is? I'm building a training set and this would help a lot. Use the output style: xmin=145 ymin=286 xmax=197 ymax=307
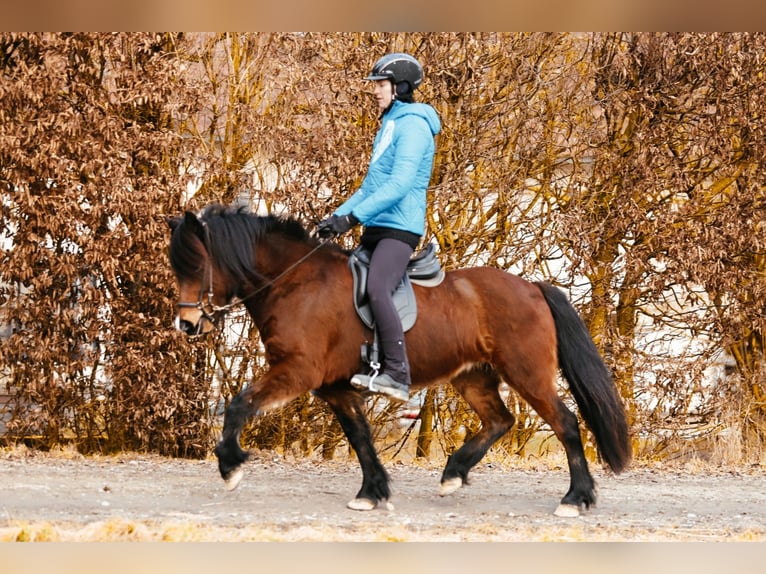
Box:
xmin=317 ymin=52 xmax=441 ymax=402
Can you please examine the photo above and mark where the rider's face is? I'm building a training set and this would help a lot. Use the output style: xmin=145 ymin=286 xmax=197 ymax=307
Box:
xmin=372 ymin=79 xmax=394 ymax=111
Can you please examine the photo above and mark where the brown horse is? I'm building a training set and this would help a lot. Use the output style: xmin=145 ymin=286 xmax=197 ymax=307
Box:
xmin=167 ymin=204 xmax=631 ymax=516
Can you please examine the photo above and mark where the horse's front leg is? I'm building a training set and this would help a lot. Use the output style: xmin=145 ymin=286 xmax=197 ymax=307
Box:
xmin=313 ymin=385 xmax=392 ymax=510
xmin=214 ymin=362 xmax=318 ymax=491
xmin=214 ymin=391 xmax=253 ymax=490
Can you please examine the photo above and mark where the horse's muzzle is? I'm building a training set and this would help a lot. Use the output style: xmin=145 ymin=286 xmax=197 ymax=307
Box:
xmin=174 ymin=315 xmax=206 ymax=337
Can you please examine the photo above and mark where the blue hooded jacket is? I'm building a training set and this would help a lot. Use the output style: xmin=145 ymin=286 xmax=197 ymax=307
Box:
xmin=334 ymin=100 xmax=441 ymax=237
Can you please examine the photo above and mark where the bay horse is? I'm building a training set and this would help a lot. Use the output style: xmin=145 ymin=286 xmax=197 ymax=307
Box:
xmin=167 ymin=204 xmax=631 ymax=517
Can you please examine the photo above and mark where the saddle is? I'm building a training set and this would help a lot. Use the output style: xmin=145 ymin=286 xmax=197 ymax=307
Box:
xmin=348 ymin=242 xmax=445 ymax=332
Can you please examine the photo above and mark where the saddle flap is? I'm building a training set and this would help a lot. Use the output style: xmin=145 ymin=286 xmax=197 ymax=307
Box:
xmin=349 ymin=245 xmax=440 ymax=332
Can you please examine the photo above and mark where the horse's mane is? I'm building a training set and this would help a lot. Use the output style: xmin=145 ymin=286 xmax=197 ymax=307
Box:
xmin=170 ymin=204 xmax=319 ymax=288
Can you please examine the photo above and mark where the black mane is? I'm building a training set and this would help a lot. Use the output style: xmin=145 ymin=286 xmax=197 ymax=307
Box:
xmin=170 ymin=204 xmax=318 ymax=288
xmin=201 ymin=203 xmax=313 ymax=245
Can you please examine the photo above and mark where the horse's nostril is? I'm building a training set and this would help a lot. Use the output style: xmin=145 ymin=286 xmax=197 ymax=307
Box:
xmin=175 ymin=317 xmax=198 ymax=336
xmin=183 ymin=321 xmax=198 ymax=335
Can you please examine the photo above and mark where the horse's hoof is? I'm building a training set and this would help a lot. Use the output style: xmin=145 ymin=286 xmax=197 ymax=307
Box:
xmin=439 ymin=477 xmax=463 ymax=496
xmin=347 ymin=497 xmax=376 ymax=511
xmin=224 ymin=468 xmax=244 ymax=491
xmin=554 ymin=503 xmax=580 ymax=517
xmin=346 ymin=498 xmax=394 ymax=511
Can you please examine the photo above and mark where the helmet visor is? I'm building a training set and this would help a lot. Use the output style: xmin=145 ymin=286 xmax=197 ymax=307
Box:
xmin=364 ymin=72 xmax=393 ymax=81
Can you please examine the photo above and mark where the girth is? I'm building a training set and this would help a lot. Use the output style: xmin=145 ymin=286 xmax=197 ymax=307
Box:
xmin=348 ymin=242 xmax=444 ymax=332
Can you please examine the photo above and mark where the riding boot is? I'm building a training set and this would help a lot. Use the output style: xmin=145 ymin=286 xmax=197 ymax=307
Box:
xmin=351 ymin=338 xmax=411 ymax=403
xmin=380 ymin=338 xmax=411 ymax=386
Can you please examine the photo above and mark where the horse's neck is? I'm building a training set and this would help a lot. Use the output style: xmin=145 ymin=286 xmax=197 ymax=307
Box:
xmin=254 ymin=234 xmax=314 ymax=279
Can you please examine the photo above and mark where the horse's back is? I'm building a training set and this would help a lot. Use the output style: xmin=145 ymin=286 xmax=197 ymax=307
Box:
xmin=418 ymin=266 xmax=550 ymax=324
xmin=408 ymin=266 xmax=556 ymax=382
xmin=453 ymin=266 xmax=553 ymax=335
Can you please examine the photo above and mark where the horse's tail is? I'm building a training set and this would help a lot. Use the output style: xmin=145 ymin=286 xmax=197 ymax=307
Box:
xmin=537 ymin=281 xmax=632 ymax=473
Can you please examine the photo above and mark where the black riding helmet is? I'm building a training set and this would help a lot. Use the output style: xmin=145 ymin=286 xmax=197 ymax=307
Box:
xmin=365 ymin=53 xmax=423 ymax=100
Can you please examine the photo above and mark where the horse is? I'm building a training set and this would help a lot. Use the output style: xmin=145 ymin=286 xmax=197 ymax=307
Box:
xmin=166 ymin=203 xmax=631 ymax=517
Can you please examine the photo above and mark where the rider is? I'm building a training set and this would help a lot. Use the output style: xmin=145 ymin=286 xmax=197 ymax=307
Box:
xmin=317 ymin=52 xmax=441 ymax=402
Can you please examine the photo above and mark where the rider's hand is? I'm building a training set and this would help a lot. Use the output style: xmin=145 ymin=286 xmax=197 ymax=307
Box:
xmin=317 ymin=213 xmax=359 ymax=238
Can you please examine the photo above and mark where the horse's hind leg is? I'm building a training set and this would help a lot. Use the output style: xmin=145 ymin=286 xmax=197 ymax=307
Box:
xmin=313 ymin=385 xmax=392 ymax=511
xmin=440 ymin=364 xmax=515 ymax=496
xmin=509 ymin=377 xmax=596 ymax=516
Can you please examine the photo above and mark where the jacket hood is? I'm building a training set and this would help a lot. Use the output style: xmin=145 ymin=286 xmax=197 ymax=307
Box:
xmin=387 ymin=100 xmax=441 ymax=136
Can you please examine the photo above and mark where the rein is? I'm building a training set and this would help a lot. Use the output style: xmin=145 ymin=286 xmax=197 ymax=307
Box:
xmin=230 ymin=238 xmax=328 ymax=307
xmin=176 ymin=224 xmax=329 ymax=329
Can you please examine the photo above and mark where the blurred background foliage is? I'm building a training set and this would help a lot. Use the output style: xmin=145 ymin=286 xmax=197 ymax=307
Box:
xmin=1 ymin=32 xmax=765 ymax=465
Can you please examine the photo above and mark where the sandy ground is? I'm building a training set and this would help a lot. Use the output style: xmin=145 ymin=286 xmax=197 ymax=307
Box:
xmin=1 ymin=448 xmax=764 ymax=542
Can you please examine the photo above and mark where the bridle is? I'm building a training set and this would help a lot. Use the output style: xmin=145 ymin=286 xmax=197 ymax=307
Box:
xmin=174 ymin=221 xmax=329 ymax=335
xmin=174 ymin=269 xmax=230 ymax=335
xmin=174 ymin=223 xmax=233 ymax=334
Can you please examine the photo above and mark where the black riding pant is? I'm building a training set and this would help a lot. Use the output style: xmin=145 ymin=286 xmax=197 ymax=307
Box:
xmin=366 ymin=238 xmax=414 ymax=347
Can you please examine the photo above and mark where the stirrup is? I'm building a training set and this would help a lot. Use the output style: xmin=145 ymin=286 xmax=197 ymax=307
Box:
xmin=350 ymin=360 xmax=379 ymax=391
xmin=350 ymin=371 xmax=409 ymax=402
xmin=368 ymin=373 xmax=410 ymax=402
xmin=361 ymin=360 xmax=381 ymax=392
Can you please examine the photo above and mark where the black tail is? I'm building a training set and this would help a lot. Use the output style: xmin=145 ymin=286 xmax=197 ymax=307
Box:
xmin=537 ymin=282 xmax=632 ymax=473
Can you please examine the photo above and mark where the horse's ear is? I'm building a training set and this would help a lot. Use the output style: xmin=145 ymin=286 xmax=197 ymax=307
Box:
xmin=183 ymin=210 xmax=206 ymax=240
xmin=166 ymin=216 xmax=182 ymax=231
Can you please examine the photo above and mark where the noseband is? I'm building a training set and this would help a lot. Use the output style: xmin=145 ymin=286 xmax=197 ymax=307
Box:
xmin=175 ymin=283 xmax=232 ymax=334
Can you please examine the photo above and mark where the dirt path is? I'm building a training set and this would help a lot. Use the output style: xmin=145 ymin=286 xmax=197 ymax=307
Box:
xmin=1 ymin=449 xmax=764 ymax=541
